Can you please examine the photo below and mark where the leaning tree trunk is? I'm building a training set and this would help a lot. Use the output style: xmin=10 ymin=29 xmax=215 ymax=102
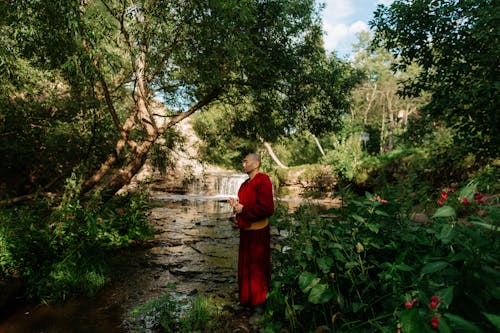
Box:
xmin=312 ymin=134 xmax=326 ymax=157
xmin=260 ymin=139 xmax=288 ymax=169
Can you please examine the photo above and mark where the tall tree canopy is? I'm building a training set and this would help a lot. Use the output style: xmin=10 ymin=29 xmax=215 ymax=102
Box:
xmin=1 ymin=0 xmax=340 ymax=199
xmin=371 ymin=0 xmax=499 ymax=159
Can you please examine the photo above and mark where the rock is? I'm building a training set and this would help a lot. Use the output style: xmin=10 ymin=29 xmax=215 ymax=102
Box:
xmin=412 ymin=213 xmax=429 ymax=224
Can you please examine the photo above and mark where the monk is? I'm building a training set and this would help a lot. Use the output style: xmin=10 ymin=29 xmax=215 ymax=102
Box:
xmin=229 ymin=153 xmax=274 ymax=308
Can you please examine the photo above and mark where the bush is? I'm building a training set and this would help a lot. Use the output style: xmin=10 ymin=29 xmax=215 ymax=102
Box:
xmin=267 ymin=186 xmax=499 ymax=332
xmin=0 ymin=173 xmax=153 ymax=301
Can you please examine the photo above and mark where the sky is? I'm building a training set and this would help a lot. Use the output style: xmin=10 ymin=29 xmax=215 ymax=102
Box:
xmin=321 ymin=0 xmax=395 ymax=57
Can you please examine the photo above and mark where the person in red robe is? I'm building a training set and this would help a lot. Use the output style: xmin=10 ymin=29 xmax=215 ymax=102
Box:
xmin=229 ymin=153 xmax=274 ymax=308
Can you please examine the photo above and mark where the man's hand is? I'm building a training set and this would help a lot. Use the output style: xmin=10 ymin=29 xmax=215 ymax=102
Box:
xmin=228 ymin=198 xmax=244 ymax=214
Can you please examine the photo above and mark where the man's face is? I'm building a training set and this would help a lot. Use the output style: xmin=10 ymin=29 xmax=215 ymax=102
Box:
xmin=242 ymin=155 xmax=259 ymax=173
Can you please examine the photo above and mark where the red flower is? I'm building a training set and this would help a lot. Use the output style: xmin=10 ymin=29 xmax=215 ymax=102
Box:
xmin=431 ymin=317 xmax=439 ymax=330
xmin=474 ymin=193 xmax=485 ymax=204
xmin=116 ymin=208 xmax=125 ymax=215
xmin=437 ymin=199 xmax=444 ymax=206
xmin=429 ymin=295 xmax=439 ymax=309
xmin=449 ymin=186 xmax=455 ymax=193
xmin=440 ymin=191 xmax=448 ymax=200
xmin=462 ymin=197 xmax=472 ymax=205
xmin=405 ymin=300 xmax=415 ymax=309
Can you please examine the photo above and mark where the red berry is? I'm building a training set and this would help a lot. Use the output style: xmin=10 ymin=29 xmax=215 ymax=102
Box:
xmin=441 ymin=191 xmax=448 ymax=200
xmin=431 ymin=317 xmax=439 ymax=329
xmin=405 ymin=300 xmax=414 ymax=309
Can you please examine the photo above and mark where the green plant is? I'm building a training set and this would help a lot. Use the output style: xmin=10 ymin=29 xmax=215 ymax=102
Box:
xmin=0 ymin=173 xmax=153 ymax=301
xmin=128 ymin=291 xmax=220 ymax=333
xmin=268 ymin=185 xmax=499 ymax=332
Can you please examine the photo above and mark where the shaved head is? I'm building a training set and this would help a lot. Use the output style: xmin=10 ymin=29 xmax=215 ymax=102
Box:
xmin=242 ymin=153 xmax=261 ymax=175
xmin=246 ymin=153 xmax=261 ymax=166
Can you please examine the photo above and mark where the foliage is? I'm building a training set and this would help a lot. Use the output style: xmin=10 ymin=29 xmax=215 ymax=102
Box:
xmin=296 ymin=165 xmax=336 ymax=198
xmin=267 ymin=187 xmax=499 ymax=332
xmin=0 ymin=57 xmax=116 ymax=196
xmin=350 ymin=31 xmax=430 ymax=154
xmin=2 ymin=0 xmax=344 ymax=196
xmin=371 ymin=0 xmax=500 ymax=159
xmin=349 ymin=135 xmax=498 ymax=201
xmin=0 ymin=173 xmax=153 ymax=301
xmin=321 ymin=131 xmax=364 ymax=181
xmin=128 ymin=291 xmax=220 ymax=333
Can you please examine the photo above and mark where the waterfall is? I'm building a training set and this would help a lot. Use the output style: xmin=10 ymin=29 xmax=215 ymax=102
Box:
xmin=154 ymin=171 xmax=247 ymax=201
xmin=215 ymin=173 xmax=248 ymax=198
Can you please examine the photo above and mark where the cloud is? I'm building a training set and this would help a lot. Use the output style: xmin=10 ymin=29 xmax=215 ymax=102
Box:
xmin=376 ymin=0 xmax=395 ymax=5
xmin=322 ymin=0 xmax=354 ymax=22
xmin=323 ymin=20 xmax=369 ymax=53
xmin=321 ymin=0 xmax=394 ymax=54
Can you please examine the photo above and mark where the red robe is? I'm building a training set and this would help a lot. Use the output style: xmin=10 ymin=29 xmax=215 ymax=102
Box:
xmin=236 ymin=173 xmax=274 ymax=307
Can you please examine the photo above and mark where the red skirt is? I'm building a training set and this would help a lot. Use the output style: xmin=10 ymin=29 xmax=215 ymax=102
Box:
xmin=238 ymin=225 xmax=271 ymax=306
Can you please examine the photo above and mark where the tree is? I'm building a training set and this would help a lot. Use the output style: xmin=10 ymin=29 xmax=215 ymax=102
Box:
xmin=371 ymin=0 xmax=499 ymax=159
xmin=2 ymin=0 xmax=330 ymax=200
xmin=349 ymin=31 xmax=429 ymax=153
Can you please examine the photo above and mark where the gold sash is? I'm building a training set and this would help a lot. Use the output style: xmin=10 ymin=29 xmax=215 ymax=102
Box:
xmin=244 ymin=218 xmax=269 ymax=230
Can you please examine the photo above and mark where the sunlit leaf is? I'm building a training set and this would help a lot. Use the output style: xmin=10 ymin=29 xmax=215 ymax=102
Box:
xmin=432 ymin=206 xmax=456 ymax=219
xmin=298 ymin=271 xmax=318 ymax=293
xmin=351 ymin=214 xmax=365 ymax=223
xmin=470 ymin=221 xmax=500 ymax=232
xmin=308 ymin=283 xmax=334 ymax=304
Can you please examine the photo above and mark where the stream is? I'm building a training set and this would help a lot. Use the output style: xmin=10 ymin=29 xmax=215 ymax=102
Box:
xmin=0 ymin=172 xmax=253 ymax=333
xmin=0 ymin=171 xmax=337 ymax=333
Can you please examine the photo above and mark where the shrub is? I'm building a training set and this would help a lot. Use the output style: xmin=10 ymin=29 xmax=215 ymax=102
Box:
xmin=268 ymin=186 xmax=499 ymax=332
xmin=0 ymin=173 xmax=153 ymax=301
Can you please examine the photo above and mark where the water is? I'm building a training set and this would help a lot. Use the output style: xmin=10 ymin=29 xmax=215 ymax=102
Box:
xmin=0 ymin=172 xmax=249 ymax=333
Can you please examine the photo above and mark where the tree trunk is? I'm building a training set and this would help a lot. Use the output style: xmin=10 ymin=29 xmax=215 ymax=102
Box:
xmin=386 ymin=91 xmax=395 ymax=152
xmin=380 ymin=107 xmax=386 ymax=153
xmin=261 ymin=140 xmax=288 ymax=169
xmin=364 ymin=83 xmax=377 ymax=126
xmin=312 ymin=134 xmax=326 ymax=156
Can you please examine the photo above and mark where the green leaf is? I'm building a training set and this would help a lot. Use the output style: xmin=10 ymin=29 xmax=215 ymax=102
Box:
xmin=352 ymin=302 xmax=366 ymax=313
xmin=444 ymin=313 xmax=482 ymax=333
xmin=432 ymin=206 xmax=456 ymax=219
xmin=458 ymin=181 xmax=477 ymax=201
xmin=308 ymin=283 xmax=334 ymax=304
xmin=366 ymin=223 xmax=380 ymax=233
xmin=316 ymin=256 xmax=333 ymax=274
xmin=395 ymin=263 xmax=414 ymax=272
xmin=438 ymin=317 xmax=452 ymax=333
xmin=438 ymin=286 xmax=454 ymax=308
xmin=298 ymin=271 xmax=319 ymax=293
xmin=482 ymin=312 xmax=500 ymax=330
xmin=421 ymin=261 xmax=449 ymax=275
xmin=351 ymin=214 xmax=365 ymax=223
xmin=470 ymin=221 xmax=500 ymax=231
xmin=400 ymin=309 xmax=427 ymax=333
xmin=438 ymin=224 xmax=457 ymax=244
xmin=374 ymin=209 xmax=389 ymax=217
